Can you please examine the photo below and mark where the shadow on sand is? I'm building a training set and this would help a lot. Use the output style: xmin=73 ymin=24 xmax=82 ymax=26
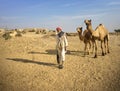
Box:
xmin=28 ymin=49 xmax=85 ymax=56
xmin=6 ymin=58 xmax=57 ymax=68
xmin=66 ymin=50 xmax=88 ymax=57
xmin=28 ymin=49 xmax=56 ymax=55
xmin=28 ymin=48 xmax=97 ymax=58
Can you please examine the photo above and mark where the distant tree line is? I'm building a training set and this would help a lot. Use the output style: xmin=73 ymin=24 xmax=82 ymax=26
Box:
xmin=114 ymin=29 xmax=120 ymax=32
xmin=114 ymin=29 xmax=120 ymax=35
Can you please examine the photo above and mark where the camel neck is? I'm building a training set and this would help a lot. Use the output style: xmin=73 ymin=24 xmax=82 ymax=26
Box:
xmin=87 ymin=24 xmax=94 ymax=33
xmin=78 ymin=32 xmax=84 ymax=41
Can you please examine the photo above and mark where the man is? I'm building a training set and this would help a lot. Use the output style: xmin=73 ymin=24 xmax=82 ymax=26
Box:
xmin=56 ymin=27 xmax=68 ymax=69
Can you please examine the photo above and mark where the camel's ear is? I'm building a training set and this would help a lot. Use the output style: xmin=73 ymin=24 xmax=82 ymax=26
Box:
xmin=80 ymin=27 xmax=82 ymax=30
xmin=89 ymin=19 xmax=91 ymax=22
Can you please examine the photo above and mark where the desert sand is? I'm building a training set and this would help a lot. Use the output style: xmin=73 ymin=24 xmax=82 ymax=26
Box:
xmin=0 ymin=32 xmax=120 ymax=91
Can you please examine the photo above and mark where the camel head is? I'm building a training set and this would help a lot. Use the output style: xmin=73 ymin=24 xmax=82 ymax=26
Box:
xmin=76 ymin=27 xmax=82 ymax=34
xmin=76 ymin=27 xmax=84 ymax=41
xmin=99 ymin=23 xmax=104 ymax=27
xmin=84 ymin=19 xmax=91 ymax=25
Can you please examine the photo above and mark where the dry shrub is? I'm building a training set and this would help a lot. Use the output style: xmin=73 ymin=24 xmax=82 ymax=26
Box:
xmin=15 ymin=33 xmax=22 ymax=37
xmin=21 ymin=30 xmax=26 ymax=34
xmin=66 ymin=33 xmax=78 ymax=36
xmin=28 ymin=29 xmax=36 ymax=32
xmin=42 ymin=29 xmax=47 ymax=34
xmin=36 ymin=30 xmax=40 ymax=34
xmin=2 ymin=32 xmax=11 ymax=40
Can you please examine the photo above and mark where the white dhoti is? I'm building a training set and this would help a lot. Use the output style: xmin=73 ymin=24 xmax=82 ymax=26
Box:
xmin=56 ymin=32 xmax=68 ymax=64
xmin=57 ymin=47 xmax=65 ymax=62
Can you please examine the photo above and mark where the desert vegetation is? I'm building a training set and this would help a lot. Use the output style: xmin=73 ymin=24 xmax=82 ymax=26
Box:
xmin=114 ymin=29 xmax=120 ymax=35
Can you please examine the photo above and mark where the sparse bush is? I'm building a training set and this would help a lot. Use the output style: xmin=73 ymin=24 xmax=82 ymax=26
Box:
xmin=42 ymin=29 xmax=48 ymax=34
xmin=15 ymin=33 xmax=22 ymax=37
xmin=114 ymin=29 xmax=120 ymax=35
xmin=49 ymin=30 xmax=55 ymax=32
xmin=22 ymin=30 xmax=26 ymax=34
xmin=66 ymin=33 xmax=78 ymax=36
xmin=15 ymin=31 xmax=22 ymax=37
xmin=29 ymin=29 xmax=35 ymax=32
xmin=114 ymin=29 xmax=120 ymax=32
xmin=36 ymin=30 xmax=40 ymax=34
xmin=2 ymin=32 xmax=11 ymax=40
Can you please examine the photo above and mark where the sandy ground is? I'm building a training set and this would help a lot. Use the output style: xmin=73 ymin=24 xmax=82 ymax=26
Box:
xmin=0 ymin=32 xmax=120 ymax=91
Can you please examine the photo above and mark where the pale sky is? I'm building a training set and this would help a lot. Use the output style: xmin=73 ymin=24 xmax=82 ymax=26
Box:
xmin=0 ymin=0 xmax=120 ymax=32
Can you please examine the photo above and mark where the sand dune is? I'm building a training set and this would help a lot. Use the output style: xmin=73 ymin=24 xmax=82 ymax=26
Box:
xmin=0 ymin=32 xmax=120 ymax=91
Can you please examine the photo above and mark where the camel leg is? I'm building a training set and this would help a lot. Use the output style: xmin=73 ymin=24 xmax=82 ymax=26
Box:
xmin=86 ymin=42 xmax=90 ymax=55
xmin=84 ymin=43 xmax=87 ymax=56
xmin=107 ymin=41 xmax=110 ymax=53
xmin=94 ymin=40 xmax=98 ymax=58
xmin=91 ymin=41 xmax=94 ymax=54
xmin=87 ymin=42 xmax=90 ymax=55
xmin=107 ymin=36 xmax=110 ymax=53
xmin=101 ymin=40 xmax=105 ymax=56
xmin=88 ymin=41 xmax=91 ymax=54
xmin=104 ymin=38 xmax=107 ymax=55
xmin=85 ymin=43 xmax=89 ymax=55
xmin=89 ymin=41 xmax=91 ymax=49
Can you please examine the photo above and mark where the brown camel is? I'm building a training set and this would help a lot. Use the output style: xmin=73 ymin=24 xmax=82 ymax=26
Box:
xmin=76 ymin=27 xmax=94 ymax=56
xmin=84 ymin=19 xmax=110 ymax=58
